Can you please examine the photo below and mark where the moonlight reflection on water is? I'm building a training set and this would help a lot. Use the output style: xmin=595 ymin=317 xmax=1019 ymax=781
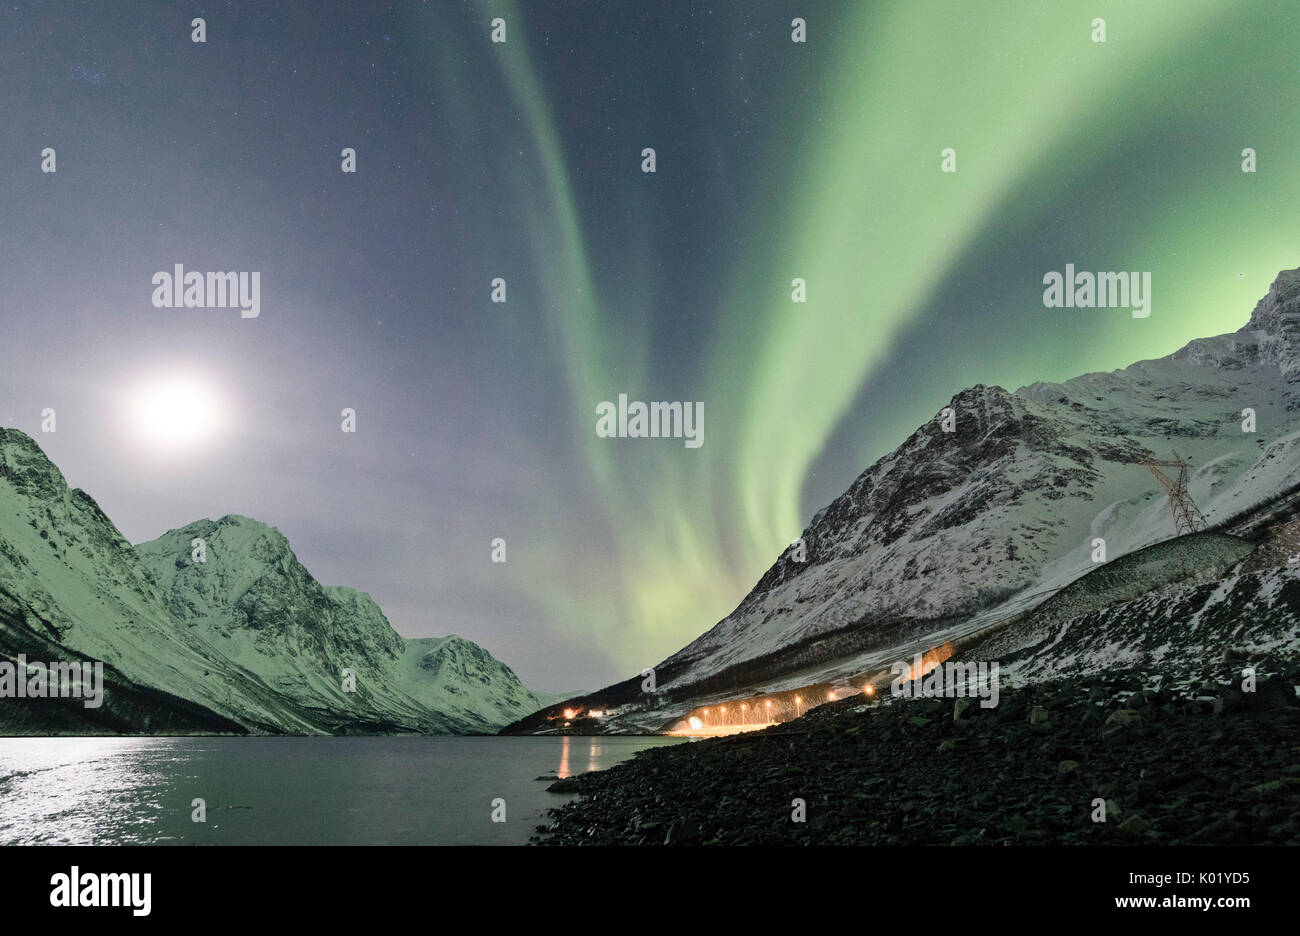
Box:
xmin=0 ymin=736 xmax=684 ymax=846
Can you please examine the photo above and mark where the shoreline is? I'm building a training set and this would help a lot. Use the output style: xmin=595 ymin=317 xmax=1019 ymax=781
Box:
xmin=536 ymin=659 xmax=1300 ymax=845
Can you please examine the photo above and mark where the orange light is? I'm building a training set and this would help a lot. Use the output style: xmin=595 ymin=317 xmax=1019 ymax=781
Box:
xmin=865 ymin=685 xmax=876 ymax=696
xmin=563 ymin=708 xmax=576 ymax=720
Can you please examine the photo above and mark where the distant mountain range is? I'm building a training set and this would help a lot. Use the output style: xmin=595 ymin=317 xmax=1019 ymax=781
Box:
xmin=509 ymin=267 xmax=1300 ymax=734
xmin=0 ymin=434 xmax=554 ymax=735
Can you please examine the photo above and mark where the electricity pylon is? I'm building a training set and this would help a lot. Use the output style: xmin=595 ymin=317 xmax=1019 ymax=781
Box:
xmin=1138 ymin=449 xmax=1207 ymax=536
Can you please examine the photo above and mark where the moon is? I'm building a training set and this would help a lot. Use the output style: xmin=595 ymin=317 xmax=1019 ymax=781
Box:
xmin=125 ymin=372 xmax=227 ymax=454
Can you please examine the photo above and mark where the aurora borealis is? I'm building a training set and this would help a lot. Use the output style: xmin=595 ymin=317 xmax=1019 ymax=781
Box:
xmin=3 ymin=1 xmax=1300 ymax=689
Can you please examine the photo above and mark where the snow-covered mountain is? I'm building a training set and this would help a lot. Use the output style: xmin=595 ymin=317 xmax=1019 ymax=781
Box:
xmin=665 ymin=268 xmax=1300 ymax=686
xmin=136 ymin=516 xmax=555 ymax=733
xmin=0 ymin=435 xmax=552 ymax=734
xmin=400 ymin=635 xmax=560 ymax=733
xmin=509 ymin=267 xmax=1300 ymax=732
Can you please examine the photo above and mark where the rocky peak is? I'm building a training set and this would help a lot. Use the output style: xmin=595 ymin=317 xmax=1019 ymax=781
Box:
xmin=1244 ymin=267 xmax=1300 ymax=378
xmin=416 ymin=635 xmax=496 ymax=674
xmin=146 ymin=515 xmax=296 ymax=579
xmin=0 ymin=428 xmax=68 ymax=500
xmin=1247 ymin=267 xmax=1300 ymax=330
xmin=137 ymin=514 xmax=410 ymax=671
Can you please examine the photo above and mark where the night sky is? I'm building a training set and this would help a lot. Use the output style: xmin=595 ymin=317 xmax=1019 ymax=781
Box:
xmin=3 ymin=0 xmax=1299 ymax=691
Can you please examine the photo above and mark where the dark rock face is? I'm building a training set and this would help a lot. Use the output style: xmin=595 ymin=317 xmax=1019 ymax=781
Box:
xmin=1246 ymin=267 xmax=1300 ymax=377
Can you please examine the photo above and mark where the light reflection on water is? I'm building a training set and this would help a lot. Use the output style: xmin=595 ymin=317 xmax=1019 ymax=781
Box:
xmin=0 ymin=738 xmax=181 ymax=845
xmin=0 ymin=736 xmax=685 ymax=846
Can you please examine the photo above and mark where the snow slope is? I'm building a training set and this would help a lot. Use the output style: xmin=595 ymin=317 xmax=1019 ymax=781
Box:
xmin=981 ymin=560 xmax=1300 ymax=687
xmin=132 ymin=516 xmax=556 ymax=734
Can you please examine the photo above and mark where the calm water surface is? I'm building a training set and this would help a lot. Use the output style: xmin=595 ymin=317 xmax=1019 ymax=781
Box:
xmin=0 ymin=736 xmax=687 ymax=845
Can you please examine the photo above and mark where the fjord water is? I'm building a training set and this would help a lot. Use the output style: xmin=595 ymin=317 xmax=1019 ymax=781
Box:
xmin=0 ymin=736 xmax=687 ymax=845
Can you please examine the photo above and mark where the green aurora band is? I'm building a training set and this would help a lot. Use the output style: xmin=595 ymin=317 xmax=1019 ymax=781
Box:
xmin=413 ymin=0 xmax=1300 ymax=679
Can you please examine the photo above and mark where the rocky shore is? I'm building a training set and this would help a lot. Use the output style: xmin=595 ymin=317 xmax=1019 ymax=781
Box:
xmin=535 ymin=659 xmax=1300 ymax=845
